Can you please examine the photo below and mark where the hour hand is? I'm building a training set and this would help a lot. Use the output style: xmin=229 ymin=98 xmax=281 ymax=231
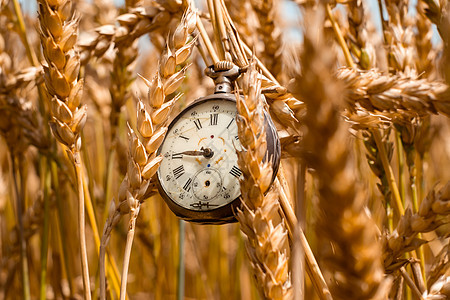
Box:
xmin=179 ymin=147 xmax=214 ymax=158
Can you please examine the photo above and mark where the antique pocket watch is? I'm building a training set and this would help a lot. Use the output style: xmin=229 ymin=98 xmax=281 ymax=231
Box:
xmin=156 ymin=64 xmax=280 ymax=224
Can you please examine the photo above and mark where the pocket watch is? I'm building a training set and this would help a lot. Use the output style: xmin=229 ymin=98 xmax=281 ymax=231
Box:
xmin=156 ymin=64 xmax=280 ymax=224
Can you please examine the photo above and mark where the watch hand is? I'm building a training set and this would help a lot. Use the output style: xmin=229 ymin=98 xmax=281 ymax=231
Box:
xmin=179 ymin=147 xmax=214 ymax=158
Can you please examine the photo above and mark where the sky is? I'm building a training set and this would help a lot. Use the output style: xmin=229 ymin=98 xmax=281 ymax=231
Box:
xmin=19 ymin=0 xmax=440 ymax=49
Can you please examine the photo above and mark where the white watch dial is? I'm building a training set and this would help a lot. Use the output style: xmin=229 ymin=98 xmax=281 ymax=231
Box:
xmin=157 ymin=99 xmax=242 ymax=211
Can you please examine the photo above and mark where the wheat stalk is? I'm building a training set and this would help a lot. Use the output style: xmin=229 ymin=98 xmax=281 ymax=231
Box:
xmin=235 ymin=63 xmax=292 ymax=300
xmin=99 ymin=7 xmax=196 ymax=299
xmin=346 ymin=0 xmax=379 ymax=69
xmin=383 ymin=182 xmax=450 ymax=273
xmin=338 ymin=67 xmax=450 ymax=117
xmin=427 ymin=243 xmax=449 ymax=288
xmin=36 ymin=0 xmax=92 ymax=298
xmin=383 ymin=0 xmax=416 ymax=72
xmin=250 ymin=0 xmax=284 ymax=82
xmin=79 ymin=2 xmax=186 ymax=64
xmin=415 ymin=1 xmax=434 ymax=76
xmin=289 ymin=5 xmax=389 ymax=299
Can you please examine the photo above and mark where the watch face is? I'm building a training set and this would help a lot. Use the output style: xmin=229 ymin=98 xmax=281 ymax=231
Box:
xmin=157 ymin=97 xmax=243 ymax=214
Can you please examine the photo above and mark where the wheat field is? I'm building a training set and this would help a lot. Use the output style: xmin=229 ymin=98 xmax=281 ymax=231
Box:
xmin=0 ymin=0 xmax=449 ymax=299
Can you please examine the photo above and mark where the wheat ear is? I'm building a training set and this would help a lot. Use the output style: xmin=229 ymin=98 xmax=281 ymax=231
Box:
xmin=346 ymin=0 xmax=378 ymax=69
xmin=250 ymin=0 xmax=284 ymax=82
xmin=384 ymin=0 xmax=416 ymax=72
xmin=338 ymin=67 xmax=450 ymax=118
xmin=289 ymin=6 xmax=388 ymax=299
xmin=37 ymin=1 xmax=91 ymax=298
xmin=99 ymin=7 xmax=196 ymax=300
xmin=79 ymin=2 xmax=186 ymax=63
xmin=415 ymin=1 xmax=434 ymax=76
xmin=383 ymin=182 xmax=450 ymax=273
xmin=235 ymin=63 xmax=292 ymax=299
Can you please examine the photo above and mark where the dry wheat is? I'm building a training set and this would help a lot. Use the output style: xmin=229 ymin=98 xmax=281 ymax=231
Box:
xmin=383 ymin=182 xmax=450 ymax=273
xmin=37 ymin=0 xmax=90 ymax=298
xmin=415 ymin=1 xmax=434 ymax=76
xmin=346 ymin=0 xmax=378 ymax=69
xmin=338 ymin=67 xmax=450 ymax=117
xmin=384 ymin=0 xmax=416 ymax=72
xmin=289 ymin=6 xmax=388 ymax=299
xmin=250 ymin=0 xmax=284 ymax=82
xmin=235 ymin=63 xmax=292 ymax=300
xmin=99 ymin=7 xmax=196 ymax=299
xmin=79 ymin=2 xmax=186 ymax=64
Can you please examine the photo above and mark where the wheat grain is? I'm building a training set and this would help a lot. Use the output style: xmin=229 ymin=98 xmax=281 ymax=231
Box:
xmin=235 ymin=63 xmax=292 ymax=300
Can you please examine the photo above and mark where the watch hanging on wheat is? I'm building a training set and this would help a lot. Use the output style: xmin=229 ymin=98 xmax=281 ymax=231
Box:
xmin=156 ymin=63 xmax=280 ymax=224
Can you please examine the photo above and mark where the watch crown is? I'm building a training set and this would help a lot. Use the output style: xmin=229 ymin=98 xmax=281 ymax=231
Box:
xmin=205 ymin=61 xmax=241 ymax=94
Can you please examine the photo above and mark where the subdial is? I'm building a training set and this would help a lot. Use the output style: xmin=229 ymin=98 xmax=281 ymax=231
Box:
xmin=192 ymin=168 xmax=223 ymax=201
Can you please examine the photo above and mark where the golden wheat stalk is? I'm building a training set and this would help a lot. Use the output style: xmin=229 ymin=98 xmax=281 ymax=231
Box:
xmin=235 ymin=63 xmax=292 ymax=299
xmin=383 ymin=182 xmax=450 ymax=273
xmin=289 ymin=6 xmax=389 ymax=299
xmin=250 ymin=0 xmax=284 ymax=81
xmin=384 ymin=0 xmax=416 ymax=72
xmin=338 ymin=67 xmax=450 ymax=117
xmin=345 ymin=0 xmax=378 ymax=69
xmin=79 ymin=2 xmax=186 ymax=63
xmin=37 ymin=0 xmax=91 ymax=298
xmin=99 ymin=7 xmax=196 ymax=299
xmin=210 ymin=2 xmax=304 ymax=135
xmin=415 ymin=1 xmax=434 ymax=76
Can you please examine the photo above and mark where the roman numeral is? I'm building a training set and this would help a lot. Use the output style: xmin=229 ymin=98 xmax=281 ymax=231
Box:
xmin=229 ymin=166 xmax=242 ymax=178
xmin=183 ymin=178 xmax=192 ymax=192
xmin=172 ymin=152 xmax=183 ymax=159
xmin=226 ymin=118 xmax=234 ymax=129
xmin=173 ymin=165 xmax=185 ymax=179
xmin=210 ymin=113 xmax=218 ymax=126
xmin=180 ymin=135 xmax=189 ymax=141
xmin=234 ymin=135 xmax=239 ymax=140
xmin=193 ymin=119 xmax=202 ymax=130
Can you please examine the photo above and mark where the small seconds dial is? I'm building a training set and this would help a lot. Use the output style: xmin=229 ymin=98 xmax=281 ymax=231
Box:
xmin=157 ymin=98 xmax=243 ymax=213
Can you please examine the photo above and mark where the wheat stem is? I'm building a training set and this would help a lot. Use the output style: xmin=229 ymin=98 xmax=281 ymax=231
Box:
xmin=177 ymin=220 xmax=186 ymax=300
xmin=11 ymin=0 xmax=38 ymax=66
xmin=326 ymin=4 xmax=354 ymax=68
xmin=120 ymin=206 xmax=139 ymax=300
xmin=212 ymin=0 xmax=228 ymax=58
xmin=405 ymin=146 xmax=427 ymax=286
xmin=51 ymin=162 xmax=74 ymax=296
xmin=197 ymin=15 xmax=220 ymax=64
xmin=396 ymin=131 xmax=406 ymax=202
xmin=11 ymin=153 xmax=30 ymax=300
xmin=82 ymin=174 xmax=122 ymax=298
xmin=400 ymin=267 xmax=425 ymax=300
xmin=39 ymin=161 xmax=51 ymax=300
xmin=74 ymin=152 xmax=91 ymax=300
xmin=371 ymin=129 xmax=405 ymax=216
xmin=276 ymin=179 xmax=333 ymax=300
